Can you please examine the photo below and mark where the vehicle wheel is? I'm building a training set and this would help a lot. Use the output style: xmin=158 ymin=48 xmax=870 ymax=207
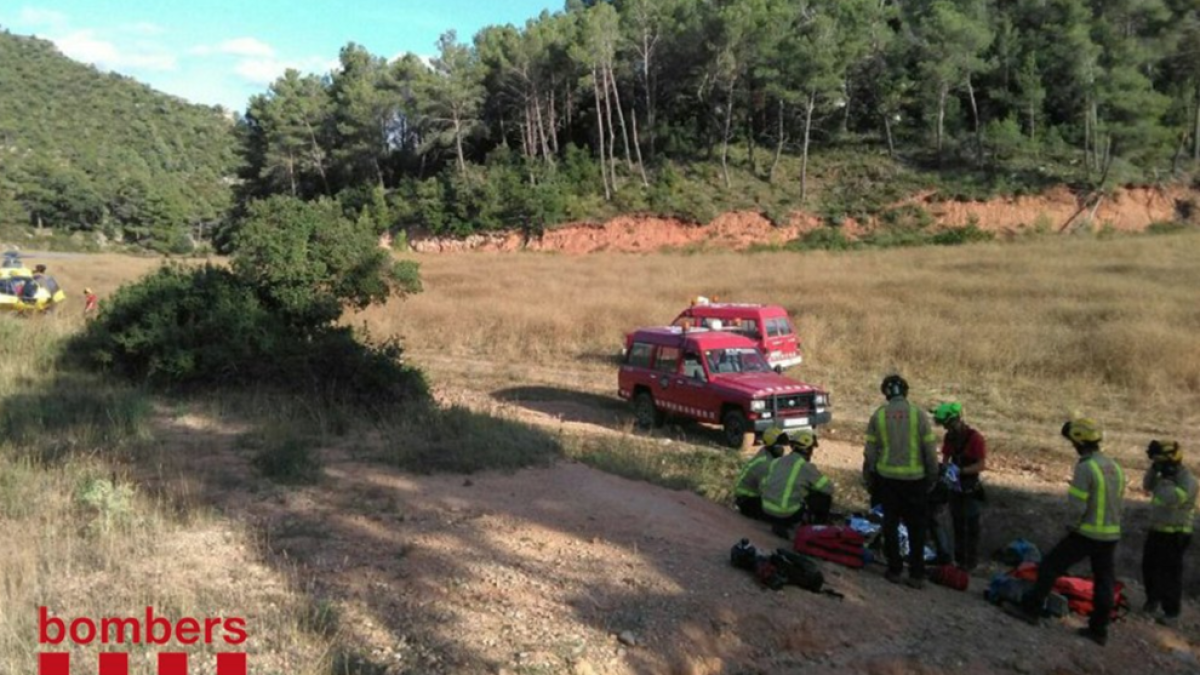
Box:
xmin=722 ymin=409 xmax=751 ymax=449
xmin=633 ymin=391 xmax=664 ymax=429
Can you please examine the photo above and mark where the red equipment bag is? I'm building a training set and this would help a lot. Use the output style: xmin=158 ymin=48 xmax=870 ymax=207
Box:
xmin=931 ymin=564 xmax=970 ymax=591
xmin=1010 ymin=563 xmax=1129 ymax=619
xmin=793 ymin=525 xmax=866 ymax=569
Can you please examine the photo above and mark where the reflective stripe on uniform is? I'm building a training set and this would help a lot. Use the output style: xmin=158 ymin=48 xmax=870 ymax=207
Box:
xmin=762 ymin=455 xmax=807 ymax=517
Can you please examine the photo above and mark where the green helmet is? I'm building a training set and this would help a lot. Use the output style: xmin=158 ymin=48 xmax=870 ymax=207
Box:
xmin=933 ymin=402 xmax=963 ymax=425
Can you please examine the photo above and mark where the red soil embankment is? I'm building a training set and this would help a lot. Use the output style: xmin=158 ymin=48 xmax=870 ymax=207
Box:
xmin=408 ymin=184 xmax=1199 ymax=254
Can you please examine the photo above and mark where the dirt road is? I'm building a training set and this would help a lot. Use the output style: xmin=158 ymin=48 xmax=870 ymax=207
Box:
xmin=157 ymin=350 xmax=1200 ymax=674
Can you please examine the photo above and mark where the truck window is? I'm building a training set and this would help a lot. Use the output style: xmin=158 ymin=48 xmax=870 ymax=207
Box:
xmin=655 ymin=346 xmax=681 ymax=373
xmin=627 ymin=342 xmax=654 ymax=368
xmin=766 ymin=318 xmax=792 ymax=337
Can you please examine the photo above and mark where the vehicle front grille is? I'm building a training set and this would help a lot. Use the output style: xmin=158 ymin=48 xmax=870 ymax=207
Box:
xmin=771 ymin=393 xmax=814 ymax=413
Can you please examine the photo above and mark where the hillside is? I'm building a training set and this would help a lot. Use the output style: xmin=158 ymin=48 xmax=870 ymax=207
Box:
xmin=0 ymin=30 xmax=239 ymax=252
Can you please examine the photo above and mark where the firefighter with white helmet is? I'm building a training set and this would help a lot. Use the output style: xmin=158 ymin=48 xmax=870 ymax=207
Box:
xmin=1142 ymin=440 xmax=1197 ymax=627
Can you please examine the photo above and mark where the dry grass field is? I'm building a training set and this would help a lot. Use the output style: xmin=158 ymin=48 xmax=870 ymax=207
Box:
xmin=0 ymin=304 xmax=339 ymax=672
xmin=366 ymin=231 xmax=1200 ymax=459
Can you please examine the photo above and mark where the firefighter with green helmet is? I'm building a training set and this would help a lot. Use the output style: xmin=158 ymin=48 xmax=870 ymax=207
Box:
xmin=864 ymin=374 xmax=939 ymax=589
xmin=933 ymin=401 xmax=988 ymax=571
xmin=761 ymin=428 xmax=834 ymax=539
xmin=733 ymin=427 xmax=790 ymax=521
xmin=1142 ymin=440 xmax=1197 ymax=627
xmin=1018 ymin=417 xmax=1126 ymax=646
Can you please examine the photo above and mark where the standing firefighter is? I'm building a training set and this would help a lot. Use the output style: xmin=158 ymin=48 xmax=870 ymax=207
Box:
xmin=761 ymin=429 xmax=834 ymax=539
xmin=864 ymin=374 xmax=939 ymax=589
xmin=934 ymin=402 xmax=988 ymax=571
xmin=1142 ymin=440 xmax=1197 ymax=627
xmin=733 ymin=427 xmax=790 ymax=521
xmin=1019 ymin=418 xmax=1126 ymax=646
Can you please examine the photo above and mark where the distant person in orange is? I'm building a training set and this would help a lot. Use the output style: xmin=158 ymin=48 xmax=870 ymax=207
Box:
xmin=83 ymin=288 xmax=99 ymax=315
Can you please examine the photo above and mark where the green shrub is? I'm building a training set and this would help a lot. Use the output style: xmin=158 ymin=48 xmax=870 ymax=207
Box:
xmin=251 ymin=435 xmax=322 ymax=484
xmin=1146 ymin=221 xmax=1191 ymax=235
xmin=930 ymin=223 xmax=996 ymax=246
xmin=789 ymin=226 xmax=855 ymax=251
xmin=67 ymin=264 xmax=426 ymax=411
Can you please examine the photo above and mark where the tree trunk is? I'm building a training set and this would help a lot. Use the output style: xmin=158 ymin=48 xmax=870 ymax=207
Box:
xmin=936 ymin=84 xmax=947 ymax=164
xmin=966 ymin=76 xmax=982 ymax=165
xmin=720 ymin=83 xmax=734 ymax=189
xmin=606 ymin=65 xmax=635 ymax=173
xmin=1193 ymin=83 xmax=1200 ymax=162
xmin=884 ymin=113 xmax=895 ymax=159
xmin=770 ymin=99 xmax=785 ymax=183
xmin=641 ymin=30 xmax=656 ymax=159
xmin=549 ymin=90 xmax=560 ymax=156
xmin=592 ymin=69 xmax=610 ymax=200
xmin=801 ymin=92 xmax=815 ymax=204
xmin=631 ymin=111 xmax=648 ymax=187
xmin=841 ymin=77 xmax=851 ymax=135
xmin=602 ymin=67 xmax=618 ymax=187
xmin=453 ymin=114 xmax=466 ymax=175
xmin=1083 ymin=103 xmax=1092 ymax=181
xmin=304 ymin=120 xmax=330 ymax=195
xmin=534 ymin=90 xmax=553 ymax=165
xmin=286 ymin=152 xmax=297 ymax=196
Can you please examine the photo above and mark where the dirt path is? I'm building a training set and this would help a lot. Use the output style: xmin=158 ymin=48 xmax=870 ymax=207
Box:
xmin=153 ymin=355 xmax=1200 ymax=674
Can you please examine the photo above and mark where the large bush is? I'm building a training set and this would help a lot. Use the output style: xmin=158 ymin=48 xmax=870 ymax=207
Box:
xmin=70 ymin=195 xmax=427 ymax=411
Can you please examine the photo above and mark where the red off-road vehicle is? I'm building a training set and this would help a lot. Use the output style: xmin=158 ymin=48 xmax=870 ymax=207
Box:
xmin=618 ymin=327 xmax=831 ymax=448
xmin=623 ymin=299 xmax=804 ymax=371
xmin=671 ymin=301 xmax=803 ymax=370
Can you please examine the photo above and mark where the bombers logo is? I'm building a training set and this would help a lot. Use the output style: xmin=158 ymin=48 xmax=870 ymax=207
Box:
xmin=37 ymin=607 xmax=247 ymax=674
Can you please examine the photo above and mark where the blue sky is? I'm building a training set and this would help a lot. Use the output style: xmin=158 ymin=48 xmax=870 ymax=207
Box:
xmin=1 ymin=1 xmax=560 ymax=112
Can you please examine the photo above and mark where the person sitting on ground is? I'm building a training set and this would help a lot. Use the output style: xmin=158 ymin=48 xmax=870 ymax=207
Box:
xmin=1142 ymin=440 xmax=1197 ymax=628
xmin=761 ymin=429 xmax=834 ymax=539
xmin=733 ymin=427 xmax=790 ymax=521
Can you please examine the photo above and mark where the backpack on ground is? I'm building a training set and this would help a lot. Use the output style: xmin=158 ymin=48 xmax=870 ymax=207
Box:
xmin=793 ymin=524 xmax=867 ymax=568
xmin=770 ymin=548 xmax=825 ymax=592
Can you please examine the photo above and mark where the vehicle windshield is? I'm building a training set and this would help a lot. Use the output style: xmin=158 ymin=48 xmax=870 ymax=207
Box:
xmin=705 ymin=347 xmax=771 ymax=374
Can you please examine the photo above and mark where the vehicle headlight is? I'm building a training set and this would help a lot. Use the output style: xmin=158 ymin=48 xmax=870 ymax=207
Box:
xmin=750 ymin=400 xmax=767 ymax=412
xmin=815 ymin=394 xmax=829 ymax=406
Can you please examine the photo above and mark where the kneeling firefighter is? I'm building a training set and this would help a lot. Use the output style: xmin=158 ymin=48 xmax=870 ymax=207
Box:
xmin=761 ymin=429 xmax=835 ymax=539
xmin=733 ymin=427 xmax=790 ymax=521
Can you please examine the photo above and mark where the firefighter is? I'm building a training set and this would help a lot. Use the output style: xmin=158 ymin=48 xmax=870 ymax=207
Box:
xmin=733 ymin=427 xmax=789 ymax=521
xmin=934 ymin=402 xmax=988 ymax=571
xmin=1142 ymin=440 xmax=1197 ymax=627
xmin=761 ymin=429 xmax=834 ymax=539
xmin=1018 ymin=418 xmax=1126 ymax=646
xmin=864 ymin=374 xmax=939 ymax=589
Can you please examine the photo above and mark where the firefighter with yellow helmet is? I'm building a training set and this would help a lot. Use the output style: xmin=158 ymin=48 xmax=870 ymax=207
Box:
xmin=760 ymin=428 xmax=834 ymax=539
xmin=1142 ymin=440 xmax=1197 ymax=627
xmin=1018 ymin=417 xmax=1126 ymax=646
xmin=733 ymin=427 xmax=790 ymax=521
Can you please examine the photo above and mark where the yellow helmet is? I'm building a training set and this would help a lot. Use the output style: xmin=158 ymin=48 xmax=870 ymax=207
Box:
xmin=762 ymin=427 xmax=787 ymax=447
xmin=1062 ymin=418 xmax=1103 ymax=445
xmin=790 ymin=429 xmax=817 ymax=452
xmin=1147 ymin=440 xmax=1183 ymax=464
